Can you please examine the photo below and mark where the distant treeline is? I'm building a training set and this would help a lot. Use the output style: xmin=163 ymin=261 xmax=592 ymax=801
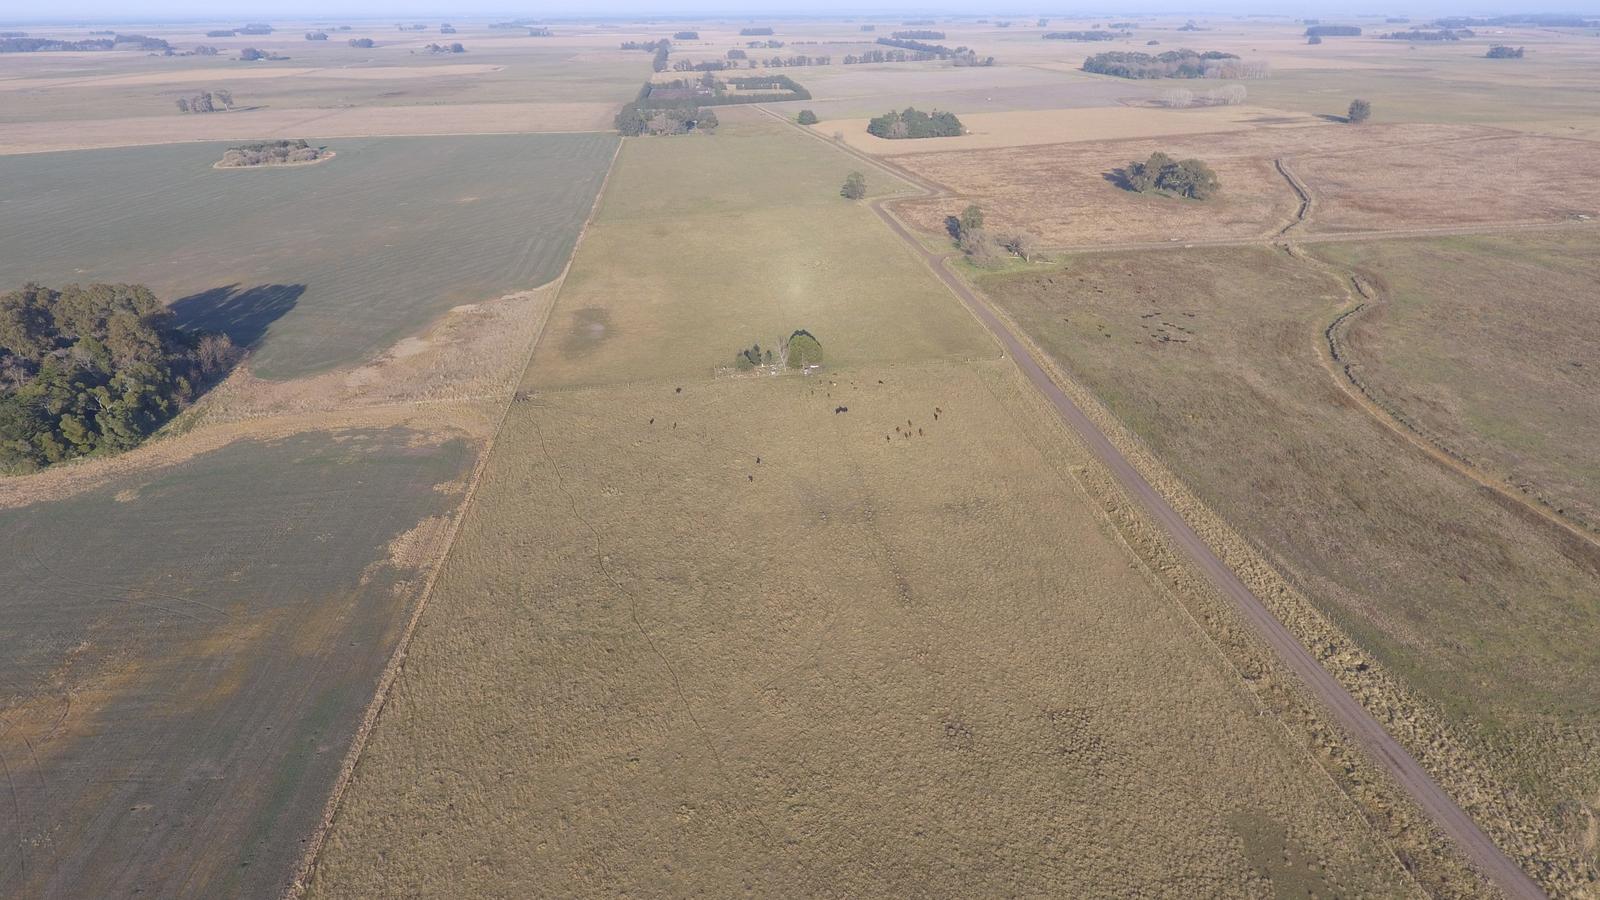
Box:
xmin=1381 ymin=29 xmax=1474 ymax=41
xmin=1044 ymin=31 xmax=1119 ymax=41
xmin=1083 ymin=49 xmax=1261 ymax=79
xmin=1305 ymin=25 xmax=1361 ymax=36
xmin=867 ymin=107 xmax=964 ymax=139
xmin=348 ymin=38 xmax=375 ymax=48
xmin=891 ymin=29 xmax=944 ymax=39
xmin=1 ymin=33 xmax=168 ymax=52
xmin=875 ymin=36 xmax=953 ymax=55
xmin=740 ymin=27 xmax=775 ymax=36
xmin=0 ymin=283 xmax=239 ymax=473
xmin=674 ymin=31 xmax=699 ymax=40
xmin=1437 ymin=13 xmax=1595 ymax=27
xmin=238 ymin=23 xmax=273 ymax=35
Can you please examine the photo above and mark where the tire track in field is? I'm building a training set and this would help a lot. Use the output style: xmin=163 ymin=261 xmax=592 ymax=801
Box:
xmin=759 ymin=103 xmax=1547 ymax=900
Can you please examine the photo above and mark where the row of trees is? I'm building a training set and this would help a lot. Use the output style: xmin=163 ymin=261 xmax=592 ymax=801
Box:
xmin=1486 ymin=45 xmax=1526 ymax=58
xmin=175 ymin=89 xmax=235 ymax=113
xmin=1305 ymin=24 xmax=1361 ymax=36
xmin=1381 ymin=29 xmax=1474 ymax=41
xmin=0 ymin=283 xmax=239 ymax=473
xmin=1158 ymin=84 xmax=1247 ymax=107
xmin=1082 ymin=49 xmax=1257 ymax=79
xmin=1121 ymin=152 xmax=1220 ymax=199
xmin=423 ymin=43 xmax=467 ymax=54
xmin=2 ymin=34 xmax=167 ymax=52
xmin=614 ymin=106 xmax=718 ymax=136
xmin=891 ymin=29 xmax=944 ymax=39
xmin=1044 ymin=31 xmax=1119 ymax=41
xmin=867 ymin=107 xmax=964 ymax=139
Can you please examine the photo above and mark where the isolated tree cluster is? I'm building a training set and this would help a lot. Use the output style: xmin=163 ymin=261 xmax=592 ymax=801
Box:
xmin=0 ymin=284 xmax=239 ymax=473
xmin=949 ymin=204 xmax=1038 ymax=268
xmin=867 ymin=107 xmax=964 ymax=139
xmin=1123 ymin=151 xmax=1220 ymax=199
xmin=734 ymin=330 xmax=823 ymax=371
xmin=216 ymin=139 xmax=324 ymax=167
xmin=1485 ymin=45 xmax=1526 ymax=58
xmin=174 ymin=89 xmax=235 ymax=114
xmin=840 ymin=171 xmax=866 ymax=200
xmin=1347 ymin=98 xmax=1372 ymax=123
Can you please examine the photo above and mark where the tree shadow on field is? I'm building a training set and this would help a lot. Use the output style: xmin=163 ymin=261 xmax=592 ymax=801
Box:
xmin=1103 ymin=168 xmax=1135 ymax=191
xmin=1315 ymin=113 xmax=1352 ymax=124
xmin=944 ymin=215 xmax=962 ymax=240
xmin=171 ymin=283 xmax=304 ymax=350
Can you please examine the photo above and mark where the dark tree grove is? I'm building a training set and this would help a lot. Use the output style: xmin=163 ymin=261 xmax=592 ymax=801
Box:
xmin=0 ymin=284 xmax=240 ymax=473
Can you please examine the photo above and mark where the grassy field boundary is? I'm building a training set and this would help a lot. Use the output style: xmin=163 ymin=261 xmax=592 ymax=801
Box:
xmin=286 ymin=137 xmax=624 ymax=900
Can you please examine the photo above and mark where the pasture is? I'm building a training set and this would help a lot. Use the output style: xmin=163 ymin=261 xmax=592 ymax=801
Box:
xmin=0 ymin=132 xmax=616 ymax=379
xmin=307 ymin=106 xmax=1416 ymax=897
xmin=978 ymin=246 xmax=1600 ymax=893
xmin=1313 ymin=231 xmax=1600 ymax=529
xmin=0 ymin=427 xmax=471 ymax=898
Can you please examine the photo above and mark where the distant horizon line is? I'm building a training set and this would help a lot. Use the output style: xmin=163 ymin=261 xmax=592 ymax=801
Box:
xmin=5 ymin=7 xmax=1598 ymax=27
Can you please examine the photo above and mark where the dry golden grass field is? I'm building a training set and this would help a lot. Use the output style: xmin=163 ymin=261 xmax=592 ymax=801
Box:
xmin=305 ymin=114 xmax=1430 ymax=898
xmin=7 ymin=12 xmax=1600 ymax=898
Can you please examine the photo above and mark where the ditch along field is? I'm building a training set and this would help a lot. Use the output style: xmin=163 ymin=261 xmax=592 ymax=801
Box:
xmin=1312 ymin=232 xmax=1600 ymax=533
xmin=886 ymin=121 xmax=1600 ymax=249
xmin=306 ymin=112 xmax=1441 ymax=898
xmin=0 ymin=133 xmax=616 ymax=379
xmin=976 ymin=245 xmax=1600 ymax=894
xmin=0 ymin=128 xmax=619 ymax=894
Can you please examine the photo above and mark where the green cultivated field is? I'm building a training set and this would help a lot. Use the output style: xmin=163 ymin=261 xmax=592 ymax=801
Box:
xmin=0 ymin=428 xmax=470 ymax=898
xmin=0 ymin=133 xmax=616 ymax=378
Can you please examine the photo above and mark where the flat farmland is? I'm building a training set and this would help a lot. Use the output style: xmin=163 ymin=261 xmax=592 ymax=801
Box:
xmin=1313 ymin=231 xmax=1600 ymax=529
xmin=0 ymin=40 xmax=650 ymax=125
xmin=0 ymin=132 xmax=616 ymax=379
xmin=890 ymin=122 xmax=1598 ymax=248
xmin=307 ymin=107 xmax=1422 ymax=897
xmin=978 ymin=247 xmax=1600 ymax=892
xmin=819 ymin=105 xmax=1320 ymax=156
xmin=0 ymin=427 xmax=472 ymax=898
xmin=1295 ymin=131 xmax=1600 ymax=231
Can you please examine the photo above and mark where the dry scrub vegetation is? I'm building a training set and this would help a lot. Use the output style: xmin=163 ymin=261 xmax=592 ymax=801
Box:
xmin=309 ymin=114 xmax=1418 ymax=897
xmin=979 ymin=246 xmax=1600 ymax=894
xmin=1313 ymin=232 xmax=1600 ymax=531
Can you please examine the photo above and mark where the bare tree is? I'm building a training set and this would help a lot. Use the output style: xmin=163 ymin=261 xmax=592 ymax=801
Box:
xmin=1159 ymin=88 xmax=1194 ymax=108
xmin=214 ymin=89 xmax=234 ymax=109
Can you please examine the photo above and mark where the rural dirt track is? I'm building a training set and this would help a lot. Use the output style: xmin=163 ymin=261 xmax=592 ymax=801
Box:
xmin=760 ymin=105 xmax=1547 ymax=900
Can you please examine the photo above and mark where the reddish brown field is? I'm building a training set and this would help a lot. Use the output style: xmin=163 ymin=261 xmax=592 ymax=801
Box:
xmin=891 ymin=123 xmax=1600 ymax=247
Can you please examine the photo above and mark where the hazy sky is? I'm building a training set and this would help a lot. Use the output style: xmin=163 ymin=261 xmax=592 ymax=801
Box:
xmin=5 ymin=1 xmax=1599 ymax=23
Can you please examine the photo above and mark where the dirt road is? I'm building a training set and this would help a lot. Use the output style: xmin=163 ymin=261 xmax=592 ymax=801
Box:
xmin=760 ymin=106 xmax=1547 ymax=899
